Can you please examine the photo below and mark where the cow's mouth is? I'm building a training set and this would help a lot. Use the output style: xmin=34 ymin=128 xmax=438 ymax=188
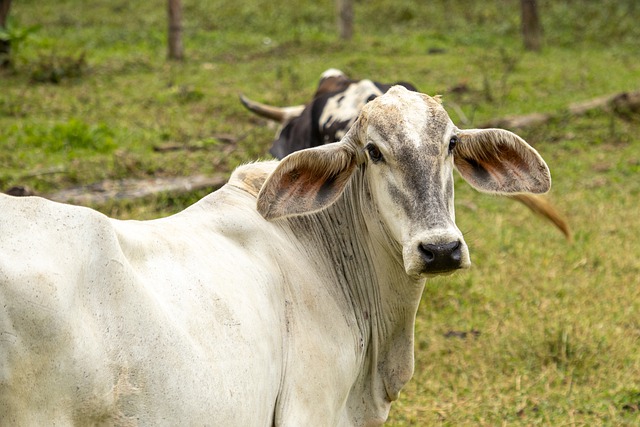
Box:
xmin=404 ymin=238 xmax=471 ymax=278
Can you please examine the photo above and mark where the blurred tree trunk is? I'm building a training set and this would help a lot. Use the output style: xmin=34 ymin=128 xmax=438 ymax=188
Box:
xmin=521 ymin=0 xmax=542 ymax=51
xmin=0 ymin=0 xmax=12 ymax=67
xmin=168 ymin=0 xmax=184 ymax=60
xmin=336 ymin=0 xmax=353 ymax=40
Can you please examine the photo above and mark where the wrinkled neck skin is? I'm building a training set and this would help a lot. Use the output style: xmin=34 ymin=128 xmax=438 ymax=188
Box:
xmin=285 ymin=166 xmax=425 ymax=424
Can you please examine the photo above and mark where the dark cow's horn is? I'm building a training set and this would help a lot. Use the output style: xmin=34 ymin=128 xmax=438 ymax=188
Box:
xmin=239 ymin=94 xmax=305 ymax=123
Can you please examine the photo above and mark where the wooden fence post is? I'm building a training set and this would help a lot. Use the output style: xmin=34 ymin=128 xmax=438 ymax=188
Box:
xmin=336 ymin=0 xmax=353 ymax=40
xmin=521 ymin=0 xmax=542 ymax=51
xmin=168 ymin=0 xmax=184 ymax=60
xmin=0 ymin=0 xmax=12 ymax=67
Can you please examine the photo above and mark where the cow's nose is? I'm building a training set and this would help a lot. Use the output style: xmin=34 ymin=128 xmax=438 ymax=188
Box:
xmin=418 ymin=240 xmax=463 ymax=273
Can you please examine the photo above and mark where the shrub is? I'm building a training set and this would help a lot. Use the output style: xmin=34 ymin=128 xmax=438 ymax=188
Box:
xmin=28 ymin=51 xmax=86 ymax=83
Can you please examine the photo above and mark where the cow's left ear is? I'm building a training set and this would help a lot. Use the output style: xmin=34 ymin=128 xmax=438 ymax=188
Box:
xmin=454 ymin=128 xmax=551 ymax=194
xmin=257 ymin=141 xmax=358 ymax=220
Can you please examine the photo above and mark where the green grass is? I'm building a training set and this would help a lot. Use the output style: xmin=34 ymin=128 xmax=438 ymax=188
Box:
xmin=2 ymin=0 xmax=640 ymax=425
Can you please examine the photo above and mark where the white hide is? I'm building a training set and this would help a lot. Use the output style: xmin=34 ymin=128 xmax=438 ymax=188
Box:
xmin=318 ymin=79 xmax=384 ymax=141
xmin=0 ymin=184 xmax=287 ymax=426
xmin=0 ymin=168 xmax=399 ymax=426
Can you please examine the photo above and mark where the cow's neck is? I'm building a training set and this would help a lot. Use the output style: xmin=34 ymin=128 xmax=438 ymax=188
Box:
xmin=289 ymin=168 xmax=425 ymax=419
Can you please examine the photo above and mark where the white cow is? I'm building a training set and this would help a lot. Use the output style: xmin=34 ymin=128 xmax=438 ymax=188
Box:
xmin=0 ymin=86 xmax=551 ymax=426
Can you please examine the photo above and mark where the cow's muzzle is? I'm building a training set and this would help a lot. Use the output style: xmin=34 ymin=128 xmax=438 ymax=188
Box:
xmin=404 ymin=229 xmax=470 ymax=277
xmin=418 ymin=240 xmax=465 ymax=274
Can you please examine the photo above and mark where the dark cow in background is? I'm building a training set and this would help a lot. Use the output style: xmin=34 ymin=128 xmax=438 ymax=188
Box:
xmin=241 ymin=68 xmax=571 ymax=239
xmin=240 ymin=68 xmax=417 ymax=159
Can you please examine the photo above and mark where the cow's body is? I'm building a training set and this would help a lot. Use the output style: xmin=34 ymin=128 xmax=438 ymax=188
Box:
xmin=0 ymin=165 xmax=421 ymax=426
xmin=1 ymin=87 xmax=551 ymax=425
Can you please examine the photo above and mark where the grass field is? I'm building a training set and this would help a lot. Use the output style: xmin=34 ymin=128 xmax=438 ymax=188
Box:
xmin=2 ymin=0 xmax=640 ymax=425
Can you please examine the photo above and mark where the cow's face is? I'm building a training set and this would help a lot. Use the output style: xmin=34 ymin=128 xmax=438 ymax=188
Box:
xmin=355 ymin=88 xmax=468 ymax=276
xmin=317 ymin=79 xmax=385 ymax=144
xmin=257 ymin=86 xmax=551 ymax=278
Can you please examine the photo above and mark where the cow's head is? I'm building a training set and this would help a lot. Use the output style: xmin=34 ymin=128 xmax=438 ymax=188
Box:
xmin=257 ymin=86 xmax=551 ymax=277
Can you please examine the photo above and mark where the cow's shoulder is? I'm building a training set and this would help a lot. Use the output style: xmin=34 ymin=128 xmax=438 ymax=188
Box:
xmin=227 ymin=161 xmax=278 ymax=197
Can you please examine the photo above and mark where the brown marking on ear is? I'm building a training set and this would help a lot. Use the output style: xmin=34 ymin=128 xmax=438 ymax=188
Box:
xmin=456 ymin=147 xmax=535 ymax=190
xmin=257 ymin=142 xmax=358 ymax=220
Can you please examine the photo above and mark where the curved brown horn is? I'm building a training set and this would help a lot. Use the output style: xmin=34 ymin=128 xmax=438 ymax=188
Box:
xmin=508 ymin=193 xmax=572 ymax=241
xmin=239 ymin=94 xmax=305 ymax=123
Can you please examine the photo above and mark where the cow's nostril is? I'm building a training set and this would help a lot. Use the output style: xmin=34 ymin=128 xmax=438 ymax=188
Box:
xmin=450 ymin=241 xmax=462 ymax=262
xmin=418 ymin=244 xmax=435 ymax=262
xmin=418 ymin=241 xmax=462 ymax=273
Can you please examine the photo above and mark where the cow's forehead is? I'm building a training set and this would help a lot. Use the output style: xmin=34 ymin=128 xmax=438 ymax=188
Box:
xmin=362 ymin=87 xmax=452 ymax=148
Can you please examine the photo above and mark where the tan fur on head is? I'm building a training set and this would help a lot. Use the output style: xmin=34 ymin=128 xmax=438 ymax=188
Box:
xmin=228 ymin=162 xmax=278 ymax=197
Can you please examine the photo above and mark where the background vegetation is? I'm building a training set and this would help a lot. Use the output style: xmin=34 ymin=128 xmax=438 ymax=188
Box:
xmin=1 ymin=0 xmax=639 ymax=425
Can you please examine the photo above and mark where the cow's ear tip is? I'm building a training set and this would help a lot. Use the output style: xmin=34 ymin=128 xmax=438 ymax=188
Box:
xmin=531 ymin=161 xmax=552 ymax=194
xmin=255 ymin=174 xmax=279 ymax=219
xmin=256 ymin=198 xmax=270 ymax=219
xmin=256 ymin=194 xmax=282 ymax=221
xmin=537 ymin=180 xmax=552 ymax=195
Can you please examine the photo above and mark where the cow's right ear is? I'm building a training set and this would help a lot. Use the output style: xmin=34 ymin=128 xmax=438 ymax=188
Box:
xmin=257 ymin=142 xmax=358 ymax=220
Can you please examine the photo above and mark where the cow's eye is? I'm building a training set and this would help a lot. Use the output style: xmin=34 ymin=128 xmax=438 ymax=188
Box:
xmin=366 ymin=144 xmax=383 ymax=163
xmin=448 ymin=135 xmax=458 ymax=153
